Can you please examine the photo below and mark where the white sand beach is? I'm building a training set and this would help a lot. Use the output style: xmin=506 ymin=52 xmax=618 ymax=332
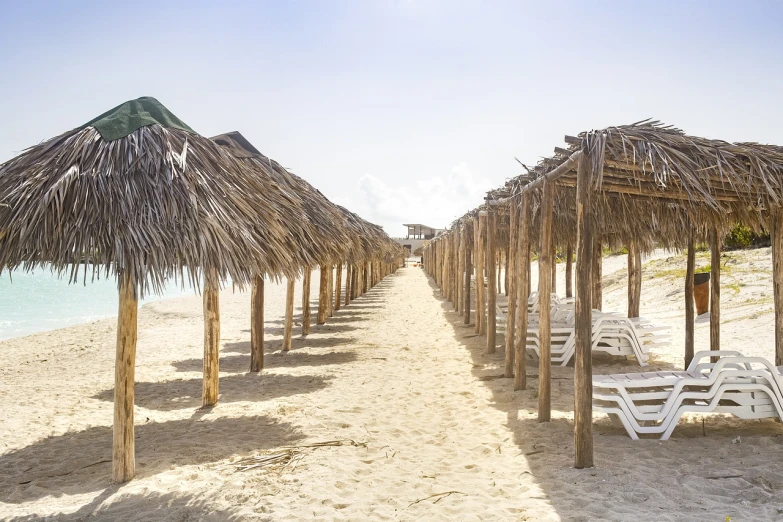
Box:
xmin=2 ymin=253 xmax=783 ymax=521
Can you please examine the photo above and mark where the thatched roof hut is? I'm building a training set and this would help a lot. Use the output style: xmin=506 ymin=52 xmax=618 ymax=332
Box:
xmin=0 ymin=97 xmax=310 ymax=482
xmin=424 ymin=119 xmax=783 ymax=470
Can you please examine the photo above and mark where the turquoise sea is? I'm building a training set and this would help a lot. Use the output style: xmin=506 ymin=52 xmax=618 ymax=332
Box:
xmin=0 ymin=266 xmax=195 ymax=341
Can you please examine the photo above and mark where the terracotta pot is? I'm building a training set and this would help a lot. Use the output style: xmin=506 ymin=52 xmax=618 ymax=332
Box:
xmin=693 ymin=272 xmax=710 ymax=315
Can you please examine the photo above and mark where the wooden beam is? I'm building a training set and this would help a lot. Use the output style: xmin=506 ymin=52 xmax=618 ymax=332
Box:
xmin=302 ymin=270 xmax=312 ymax=336
xmin=327 ymin=265 xmax=334 ymax=317
xmin=775 ymin=211 xmax=783 ymax=366
xmin=113 ymin=273 xmax=138 ymax=482
xmin=250 ymin=274 xmax=264 ymax=372
xmin=685 ymin=229 xmax=695 ymax=369
xmin=710 ymin=226 xmax=721 ymax=353
xmin=551 ymin=242 xmax=557 ymax=296
xmin=202 ymin=271 xmax=220 ymax=407
xmin=283 ymin=278 xmax=295 ymax=352
xmin=519 ymin=151 xmax=582 ymax=194
xmin=486 ymin=209 xmax=497 ymax=353
xmin=504 ymin=199 xmax=518 ymax=378
xmin=344 ymin=264 xmax=352 ymax=306
xmin=574 ymin=149 xmax=594 ymax=469
xmin=514 ymin=193 xmax=532 ymax=391
xmin=538 ymin=180 xmax=555 ymax=422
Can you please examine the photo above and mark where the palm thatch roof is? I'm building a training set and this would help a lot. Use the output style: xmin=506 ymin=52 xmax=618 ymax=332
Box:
xmin=432 ymin=120 xmax=783 ymax=253
xmin=0 ymin=97 xmax=302 ymax=296
xmin=211 ymin=131 xmax=352 ymax=268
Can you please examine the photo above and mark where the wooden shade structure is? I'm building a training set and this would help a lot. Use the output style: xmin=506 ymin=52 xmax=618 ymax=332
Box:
xmin=0 ymin=98 xmax=302 ymax=482
xmin=424 ymin=119 xmax=783 ymax=469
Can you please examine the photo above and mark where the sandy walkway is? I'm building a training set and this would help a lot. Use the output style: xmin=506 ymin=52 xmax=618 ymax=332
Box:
xmin=2 ymin=259 xmax=783 ymax=520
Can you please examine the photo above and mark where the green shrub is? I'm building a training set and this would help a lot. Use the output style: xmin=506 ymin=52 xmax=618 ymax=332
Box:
xmin=723 ymin=223 xmax=768 ymax=250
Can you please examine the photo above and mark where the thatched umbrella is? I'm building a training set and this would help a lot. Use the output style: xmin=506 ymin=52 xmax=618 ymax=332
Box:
xmin=0 ymin=97 xmax=299 ymax=482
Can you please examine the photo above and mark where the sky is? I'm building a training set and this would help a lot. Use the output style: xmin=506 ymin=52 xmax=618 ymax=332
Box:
xmin=1 ymin=0 xmax=782 ymax=237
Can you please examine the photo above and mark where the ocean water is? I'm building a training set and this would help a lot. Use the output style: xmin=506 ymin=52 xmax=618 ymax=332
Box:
xmin=0 ymin=266 xmax=196 ymax=341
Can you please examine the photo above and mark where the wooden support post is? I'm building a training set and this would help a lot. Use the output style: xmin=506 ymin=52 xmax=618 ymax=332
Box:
xmin=627 ymin=240 xmax=641 ymax=318
xmin=551 ymin=243 xmax=557 ymax=295
xmin=478 ymin=212 xmax=487 ymax=335
xmin=113 ymin=273 xmax=138 ymax=483
xmin=574 ymin=148 xmax=594 ymax=469
xmin=565 ymin=243 xmax=573 ymax=298
xmin=592 ymin=235 xmax=603 ymax=311
xmin=345 ymin=264 xmax=352 ymax=306
xmin=335 ymin=262 xmax=343 ymax=311
xmin=685 ymin=229 xmax=695 ymax=369
xmin=710 ymin=226 xmax=721 ymax=353
xmin=302 ymin=270 xmax=312 ymax=336
xmin=487 ymin=210 xmax=497 ymax=353
xmin=474 ymin=217 xmax=481 ymax=333
xmin=202 ymin=271 xmax=220 ymax=407
xmin=457 ymin=227 xmax=464 ymax=314
xmin=505 ymin=245 xmax=510 ymax=296
xmin=504 ymin=199 xmax=518 ymax=378
xmin=364 ymin=261 xmax=370 ymax=294
xmin=250 ymin=274 xmax=264 ymax=372
xmin=328 ymin=265 xmax=335 ymax=317
xmin=283 ymin=278 xmax=295 ymax=352
xmin=318 ymin=265 xmax=329 ymax=324
xmin=514 ymin=193 xmax=532 ymax=391
xmin=463 ymin=225 xmax=472 ymax=325
xmin=538 ymin=180 xmax=555 ymax=422
xmin=774 ymin=210 xmax=783 ymax=366
xmin=497 ymin=249 xmax=502 ymax=295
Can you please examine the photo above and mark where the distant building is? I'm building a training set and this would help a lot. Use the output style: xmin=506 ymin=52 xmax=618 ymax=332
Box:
xmin=393 ymin=223 xmax=445 ymax=257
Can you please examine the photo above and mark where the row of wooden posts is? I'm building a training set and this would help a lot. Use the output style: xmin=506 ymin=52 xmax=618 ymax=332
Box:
xmin=423 ymin=177 xmax=742 ymax=468
xmin=113 ymin=257 xmax=398 ymax=482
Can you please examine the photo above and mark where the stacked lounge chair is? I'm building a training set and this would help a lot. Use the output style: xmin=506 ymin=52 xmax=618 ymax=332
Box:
xmin=526 ymin=303 xmax=670 ymax=366
xmin=593 ymin=351 xmax=783 ymax=439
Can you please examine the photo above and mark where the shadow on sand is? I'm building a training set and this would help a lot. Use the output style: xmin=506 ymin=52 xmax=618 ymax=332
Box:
xmin=0 ymin=414 xmax=303 ymax=504
xmin=426 ymin=275 xmax=783 ymax=520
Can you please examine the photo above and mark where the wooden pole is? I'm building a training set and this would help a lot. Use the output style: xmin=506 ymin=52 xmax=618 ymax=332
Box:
xmin=463 ymin=225 xmax=472 ymax=325
xmin=318 ymin=265 xmax=329 ymax=324
xmin=487 ymin=210 xmax=497 ymax=353
xmin=113 ymin=273 xmax=138 ymax=482
xmin=497 ymin=249 xmax=502 ymax=295
xmin=345 ymin=264 xmax=352 ymax=306
xmin=202 ymin=271 xmax=220 ymax=407
xmin=574 ymin=149 xmax=594 ymax=469
xmin=514 ymin=193 xmax=532 ymax=391
xmin=283 ymin=278 xmax=295 ymax=352
xmin=592 ymin=235 xmax=603 ymax=311
xmin=565 ymin=243 xmax=573 ymax=298
xmin=685 ymin=229 xmax=695 ymax=369
xmin=551 ymin=243 xmax=557 ymax=296
xmin=504 ymin=199 xmax=518 ymax=378
xmin=335 ymin=262 xmax=343 ymax=311
xmin=478 ymin=211 xmax=487 ymax=336
xmin=774 ymin=210 xmax=783 ymax=366
xmin=710 ymin=226 xmax=721 ymax=353
xmin=328 ymin=265 xmax=335 ymax=317
xmin=302 ymin=270 xmax=312 ymax=336
xmin=474 ymin=217 xmax=481 ymax=334
xmin=538 ymin=180 xmax=555 ymax=422
xmin=504 ymin=245 xmax=510 ymax=296
xmin=250 ymin=274 xmax=264 ymax=372
xmin=627 ymin=240 xmax=640 ymax=318
xmin=456 ymin=226 xmax=464 ymax=314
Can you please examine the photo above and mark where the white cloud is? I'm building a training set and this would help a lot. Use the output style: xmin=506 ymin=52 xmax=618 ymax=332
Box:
xmin=344 ymin=162 xmax=495 ymax=237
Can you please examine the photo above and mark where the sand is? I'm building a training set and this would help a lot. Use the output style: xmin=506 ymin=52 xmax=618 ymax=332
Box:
xmin=2 ymin=251 xmax=783 ymax=521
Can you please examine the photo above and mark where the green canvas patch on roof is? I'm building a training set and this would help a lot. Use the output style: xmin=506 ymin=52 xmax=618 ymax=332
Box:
xmin=78 ymin=96 xmax=196 ymax=141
